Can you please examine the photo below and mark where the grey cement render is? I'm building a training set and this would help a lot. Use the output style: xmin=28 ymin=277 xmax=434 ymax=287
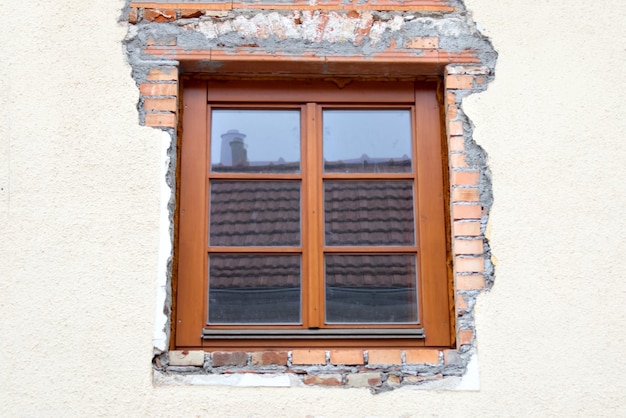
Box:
xmin=121 ymin=0 xmax=497 ymax=390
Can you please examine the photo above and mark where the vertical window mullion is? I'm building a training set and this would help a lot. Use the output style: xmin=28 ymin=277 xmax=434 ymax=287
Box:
xmin=303 ymin=103 xmax=324 ymax=328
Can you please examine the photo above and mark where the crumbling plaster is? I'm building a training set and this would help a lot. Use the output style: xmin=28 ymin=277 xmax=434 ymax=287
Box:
xmin=2 ymin=0 xmax=626 ymax=415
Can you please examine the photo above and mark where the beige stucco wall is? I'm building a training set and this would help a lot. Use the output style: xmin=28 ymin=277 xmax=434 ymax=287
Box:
xmin=1 ymin=1 xmax=625 ymax=416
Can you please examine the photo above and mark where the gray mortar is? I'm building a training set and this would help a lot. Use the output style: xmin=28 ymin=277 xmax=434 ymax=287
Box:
xmin=121 ymin=0 xmax=497 ymax=388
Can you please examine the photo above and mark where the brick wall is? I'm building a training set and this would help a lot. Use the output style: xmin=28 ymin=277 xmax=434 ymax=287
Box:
xmin=124 ymin=0 xmax=495 ymax=389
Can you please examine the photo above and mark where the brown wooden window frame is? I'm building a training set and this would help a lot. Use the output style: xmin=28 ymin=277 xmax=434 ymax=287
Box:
xmin=176 ymin=78 xmax=451 ymax=350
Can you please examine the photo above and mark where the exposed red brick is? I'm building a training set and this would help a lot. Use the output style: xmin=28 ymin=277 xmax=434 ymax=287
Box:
xmin=346 ymin=372 xmax=381 ymax=387
xmin=144 ymin=8 xmax=176 ymax=23
xmin=451 ymin=187 xmax=479 ymax=202
xmin=180 ymin=9 xmax=204 ymax=19
xmin=457 ymin=274 xmax=485 ymax=290
xmin=128 ymin=8 xmax=138 ymax=24
xmin=453 ymin=221 xmax=481 ymax=236
xmin=404 ymin=374 xmax=443 ymax=383
xmin=330 ymin=349 xmax=364 ymax=365
xmin=447 ymin=104 xmax=458 ymax=120
xmin=292 ymin=349 xmax=326 ymax=365
xmin=454 ymin=239 xmax=482 ymax=255
xmin=303 ymin=374 xmax=342 ymax=386
xmin=450 ymin=153 xmax=467 ymax=168
xmin=144 ymin=98 xmax=177 ymax=113
xmin=211 ymin=351 xmax=247 ymax=367
xmin=449 ymin=136 xmax=465 ymax=152
xmin=446 ymin=91 xmax=456 ymax=104
xmin=447 ymin=75 xmax=474 ymax=89
xmin=456 ymin=294 xmax=468 ymax=310
xmin=405 ymin=349 xmax=440 ymax=364
xmin=368 ymin=349 xmax=401 ymax=365
xmin=139 ymin=83 xmax=177 ymax=97
xmin=451 ymin=170 xmax=479 ymax=186
xmin=455 ymin=257 xmax=485 ymax=273
xmin=146 ymin=68 xmax=178 ymax=81
xmin=250 ymin=351 xmax=288 ymax=366
xmin=448 ymin=120 xmax=464 ymax=136
xmin=459 ymin=329 xmax=474 ymax=345
xmin=452 ymin=204 xmax=482 ymax=220
xmin=145 ymin=113 xmax=176 ymax=128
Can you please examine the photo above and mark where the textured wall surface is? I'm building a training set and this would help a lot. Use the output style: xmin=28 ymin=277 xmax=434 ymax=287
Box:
xmin=1 ymin=0 xmax=626 ymax=416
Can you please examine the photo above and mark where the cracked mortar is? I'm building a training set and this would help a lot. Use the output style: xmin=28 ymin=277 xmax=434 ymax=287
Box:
xmin=122 ymin=0 xmax=497 ymax=388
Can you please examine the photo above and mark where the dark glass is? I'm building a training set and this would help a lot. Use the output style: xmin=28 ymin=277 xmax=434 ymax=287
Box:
xmin=209 ymin=181 xmax=301 ymax=246
xmin=323 ymin=110 xmax=412 ymax=173
xmin=325 ymin=254 xmax=418 ymax=323
xmin=211 ymin=109 xmax=300 ymax=173
xmin=324 ymin=181 xmax=415 ymax=246
xmin=208 ymin=254 xmax=301 ymax=324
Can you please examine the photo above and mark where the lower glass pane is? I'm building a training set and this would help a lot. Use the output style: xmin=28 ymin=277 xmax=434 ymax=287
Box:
xmin=325 ymin=254 xmax=418 ymax=324
xmin=208 ymin=254 xmax=301 ymax=324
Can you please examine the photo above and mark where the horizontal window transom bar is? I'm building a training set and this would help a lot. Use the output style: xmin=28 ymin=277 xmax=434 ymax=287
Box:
xmin=202 ymin=328 xmax=425 ymax=339
xmin=208 ymin=247 xmax=302 ymax=253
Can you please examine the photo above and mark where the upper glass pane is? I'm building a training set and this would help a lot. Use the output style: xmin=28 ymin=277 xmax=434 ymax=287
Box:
xmin=211 ymin=109 xmax=301 ymax=173
xmin=323 ymin=110 xmax=412 ymax=173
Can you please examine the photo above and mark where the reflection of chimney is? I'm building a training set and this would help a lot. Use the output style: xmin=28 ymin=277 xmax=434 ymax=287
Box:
xmin=220 ymin=129 xmax=247 ymax=166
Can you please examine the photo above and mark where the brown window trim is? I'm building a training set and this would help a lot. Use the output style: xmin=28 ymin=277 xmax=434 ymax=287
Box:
xmin=176 ymin=78 xmax=451 ymax=350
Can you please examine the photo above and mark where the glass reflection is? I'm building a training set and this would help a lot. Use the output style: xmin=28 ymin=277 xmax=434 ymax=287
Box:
xmin=323 ymin=110 xmax=412 ymax=173
xmin=210 ymin=181 xmax=301 ymax=246
xmin=325 ymin=254 xmax=418 ymax=323
xmin=208 ymin=254 xmax=301 ymax=324
xmin=324 ymin=180 xmax=415 ymax=246
xmin=211 ymin=109 xmax=300 ymax=173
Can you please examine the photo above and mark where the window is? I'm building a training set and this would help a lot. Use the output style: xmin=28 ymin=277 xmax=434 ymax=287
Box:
xmin=176 ymin=79 xmax=451 ymax=349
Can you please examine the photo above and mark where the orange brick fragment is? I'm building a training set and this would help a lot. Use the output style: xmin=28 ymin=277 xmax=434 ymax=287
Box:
xmin=450 ymin=170 xmax=479 ymax=186
xmin=449 ymin=136 xmax=464 ymax=151
xmin=144 ymin=8 xmax=176 ymax=22
xmin=456 ymin=275 xmax=485 ymax=290
xmin=450 ymin=153 xmax=467 ymax=168
xmin=368 ymin=350 xmax=401 ymax=365
xmin=448 ymin=120 xmax=464 ymax=136
xmin=456 ymin=294 xmax=468 ymax=310
xmin=459 ymin=329 xmax=474 ymax=345
xmin=405 ymin=349 xmax=440 ymax=364
xmin=330 ymin=349 xmax=364 ymax=365
xmin=455 ymin=257 xmax=485 ymax=273
xmin=147 ymin=68 xmax=178 ymax=81
xmin=454 ymin=239 xmax=483 ymax=255
xmin=447 ymin=75 xmax=474 ymax=90
xmin=144 ymin=98 xmax=177 ymax=113
xmin=452 ymin=204 xmax=481 ymax=220
xmin=453 ymin=221 xmax=481 ymax=236
xmin=140 ymin=83 xmax=177 ymax=97
xmin=292 ymin=349 xmax=326 ymax=365
xmin=447 ymin=105 xmax=458 ymax=120
xmin=145 ymin=113 xmax=176 ymax=128
xmin=451 ymin=188 xmax=479 ymax=202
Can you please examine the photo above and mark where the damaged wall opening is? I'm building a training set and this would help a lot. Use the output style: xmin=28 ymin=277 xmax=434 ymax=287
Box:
xmin=123 ymin=0 xmax=496 ymax=389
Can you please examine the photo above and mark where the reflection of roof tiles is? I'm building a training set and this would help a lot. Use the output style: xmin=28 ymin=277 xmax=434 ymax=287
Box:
xmin=210 ymin=181 xmax=300 ymax=246
xmin=208 ymin=169 xmax=417 ymax=290
xmin=209 ymin=254 xmax=300 ymax=289
xmin=212 ymin=161 xmax=300 ymax=174
xmin=324 ymin=181 xmax=415 ymax=246
xmin=209 ymin=254 xmax=416 ymax=289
